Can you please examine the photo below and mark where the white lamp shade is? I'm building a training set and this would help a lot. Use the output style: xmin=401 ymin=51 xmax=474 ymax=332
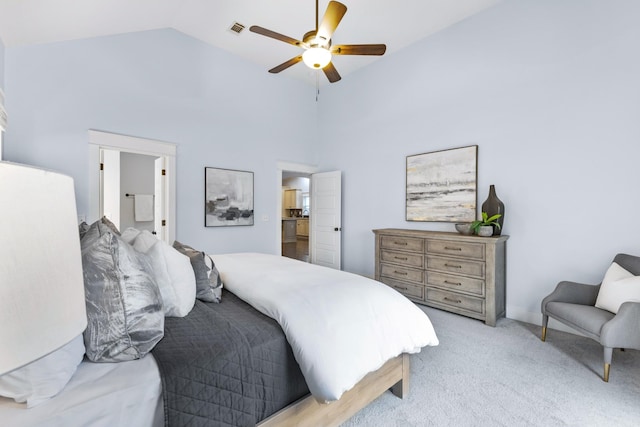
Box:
xmin=302 ymin=47 xmax=332 ymax=69
xmin=0 ymin=162 xmax=87 ymax=375
xmin=0 ymin=89 xmax=7 ymax=131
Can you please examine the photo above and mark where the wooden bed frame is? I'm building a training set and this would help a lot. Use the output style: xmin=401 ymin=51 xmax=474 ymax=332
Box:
xmin=258 ymin=353 xmax=410 ymax=427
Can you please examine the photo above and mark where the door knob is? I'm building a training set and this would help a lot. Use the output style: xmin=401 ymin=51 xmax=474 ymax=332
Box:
xmin=334 ymin=227 xmax=342 ymax=231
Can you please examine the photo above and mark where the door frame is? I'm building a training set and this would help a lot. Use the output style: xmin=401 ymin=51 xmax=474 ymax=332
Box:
xmin=276 ymin=161 xmax=318 ymax=256
xmin=88 ymin=130 xmax=177 ymax=244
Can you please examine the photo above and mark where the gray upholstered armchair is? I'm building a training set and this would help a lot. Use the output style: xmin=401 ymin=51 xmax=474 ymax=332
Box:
xmin=541 ymin=253 xmax=640 ymax=382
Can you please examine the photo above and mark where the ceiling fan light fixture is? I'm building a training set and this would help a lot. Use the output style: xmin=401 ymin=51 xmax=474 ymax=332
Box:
xmin=250 ymin=1 xmax=385 ymax=83
xmin=302 ymin=47 xmax=331 ymax=69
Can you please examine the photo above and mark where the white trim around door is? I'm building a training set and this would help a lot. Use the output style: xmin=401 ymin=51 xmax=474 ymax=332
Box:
xmin=88 ymin=130 xmax=177 ymax=244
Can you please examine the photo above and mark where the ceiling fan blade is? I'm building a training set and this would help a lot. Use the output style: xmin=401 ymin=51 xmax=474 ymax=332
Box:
xmin=269 ymin=56 xmax=303 ymax=74
xmin=249 ymin=26 xmax=303 ymax=47
xmin=331 ymin=44 xmax=387 ymax=56
xmin=323 ymin=62 xmax=342 ymax=83
xmin=317 ymin=1 xmax=347 ymax=43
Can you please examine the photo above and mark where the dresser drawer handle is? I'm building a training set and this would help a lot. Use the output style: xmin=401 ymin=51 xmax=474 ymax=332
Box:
xmin=444 ymin=263 xmax=462 ymax=269
xmin=395 ymin=286 xmax=408 ymax=291
xmin=394 ymin=271 xmax=408 ymax=275
xmin=394 ymin=241 xmax=408 ymax=246
xmin=444 ymin=280 xmax=462 ymax=286
xmin=394 ymin=256 xmax=408 ymax=261
xmin=444 ymin=246 xmax=462 ymax=251
xmin=444 ymin=297 xmax=462 ymax=304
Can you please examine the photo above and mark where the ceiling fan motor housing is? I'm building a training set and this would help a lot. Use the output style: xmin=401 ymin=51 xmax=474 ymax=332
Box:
xmin=303 ymin=30 xmax=331 ymax=49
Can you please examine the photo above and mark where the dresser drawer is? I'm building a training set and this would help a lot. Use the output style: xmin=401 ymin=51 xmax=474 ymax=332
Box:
xmin=380 ymin=264 xmax=423 ymax=284
xmin=426 ymin=272 xmax=485 ymax=297
xmin=381 ymin=249 xmax=424 ymax=268
xmin=381 ymin=278 xmax=425 ymax=301
xmin=380 ymin=236 xmax=424 ymax=253
xmin=426 ymin=288 xmax=485 ymax=315
xmin=427 ymin=240 xmax=485 ymax=261
xmin=427 ymin=255 xmax=485 ymax=279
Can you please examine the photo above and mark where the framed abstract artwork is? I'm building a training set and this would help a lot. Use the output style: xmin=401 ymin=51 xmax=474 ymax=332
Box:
xmin=406 ymin=145 xmax=478 ymax=222
xmin=205 ymin=167 xmax=254 ymax=227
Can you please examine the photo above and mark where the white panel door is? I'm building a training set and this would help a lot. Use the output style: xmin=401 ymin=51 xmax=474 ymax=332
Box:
xmin=310 ymin=171 xmax=342 ymax=270
xmin=154 ymin=157 xmax=165 ymax=241
xmin=101 ymin=149 xmax=120 ymax=228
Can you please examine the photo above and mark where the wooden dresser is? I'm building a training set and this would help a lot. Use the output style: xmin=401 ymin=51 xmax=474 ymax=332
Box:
xmin=373 ymin=229 xmax=508 ymax=326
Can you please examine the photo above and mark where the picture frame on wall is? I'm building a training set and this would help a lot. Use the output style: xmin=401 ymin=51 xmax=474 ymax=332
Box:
xmin=406 ymin=145 xmax=478 ymax=223
xmin=205 ymin=167 xmax=254 ymax=227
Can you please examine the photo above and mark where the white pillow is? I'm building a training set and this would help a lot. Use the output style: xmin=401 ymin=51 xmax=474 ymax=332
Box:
xmin=120 ymin=227 xmax=141 ymax=244
xmin=595 ymin=262 xmax=640 ymax=313
xmin=132 ymin=231 xmax=196 ymax=317
xmin=0 ymin=335 xmax=85 ymax=408
xmin=131 ymin=229 xmax=159 ymax=252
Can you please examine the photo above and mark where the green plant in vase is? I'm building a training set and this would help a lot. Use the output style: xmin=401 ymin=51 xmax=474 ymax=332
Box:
xmin=471 ymin=212 xmax=502 ymax=237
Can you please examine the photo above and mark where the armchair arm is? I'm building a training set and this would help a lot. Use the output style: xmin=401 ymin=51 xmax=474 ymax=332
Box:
xmin=600 ymin=301 xmax=640 ymax=350
xmin=541 ymin=280 xmax=600 ymax=314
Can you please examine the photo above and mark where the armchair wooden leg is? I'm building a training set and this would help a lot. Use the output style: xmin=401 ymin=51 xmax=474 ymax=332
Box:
xmin=603 ymin=347 xmax=613 ymax=382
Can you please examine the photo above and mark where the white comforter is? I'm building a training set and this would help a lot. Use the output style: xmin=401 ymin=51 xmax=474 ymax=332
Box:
xmin=211 ymin=253 xmax=439 ymax=402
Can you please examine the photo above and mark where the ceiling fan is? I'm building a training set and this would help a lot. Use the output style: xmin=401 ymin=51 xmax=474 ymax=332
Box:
xmin=250 ymin=0 xmax=386 ymax=83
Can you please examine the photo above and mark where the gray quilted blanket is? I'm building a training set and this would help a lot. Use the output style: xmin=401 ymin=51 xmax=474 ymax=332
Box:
xmin=152 ymin=291 xmax=308 ymax=426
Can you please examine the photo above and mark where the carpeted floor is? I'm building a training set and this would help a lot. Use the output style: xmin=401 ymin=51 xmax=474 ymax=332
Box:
xmin=342 ymin=306 xmax=640 ymax=426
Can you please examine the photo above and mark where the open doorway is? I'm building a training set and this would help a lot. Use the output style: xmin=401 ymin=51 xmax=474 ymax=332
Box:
xmin=88 ymin=130 xmax=176 ymax=244
xmin=276 ymin=162 xmax=342 ymax=269
xmin=281 ymin=172 xmax=310 ymax=262
xmin=102 ymin=151 xmax=161 ymax=234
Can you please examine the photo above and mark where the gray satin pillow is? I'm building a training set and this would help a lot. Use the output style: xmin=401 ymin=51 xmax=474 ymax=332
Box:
xmin=173 ymin=240 xmax=223 ymax=303
xmin=78 ymin=221 xmax=90 ymax=240
xmin=81 ymin=221 xmax=164 ymax=362
xmin=100 ymin=216 xmax=120 ymax=235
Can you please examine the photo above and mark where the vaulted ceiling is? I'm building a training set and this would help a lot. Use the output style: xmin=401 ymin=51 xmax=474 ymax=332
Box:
xmin=0 ymin=0 xmax=501 ymax=85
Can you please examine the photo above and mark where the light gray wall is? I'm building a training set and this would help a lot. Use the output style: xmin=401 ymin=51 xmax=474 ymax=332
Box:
xmin=3 ymin=1 xmax=639 ymax=327
xmin=0 ymin=38 xmax=4 ymax=90
xmin=1 ymin=37 xmax=5 ymax=158
xmin=316 ymin=0 xmax=640 ymax=324
xmin=120 ymin=152 xmax=156 ymax=233
xmin=3 ymin=29 xmax=318 ymax=255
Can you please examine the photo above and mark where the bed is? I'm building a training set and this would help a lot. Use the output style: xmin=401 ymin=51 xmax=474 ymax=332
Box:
xmin=1 ymin=293 xmax=417 ymax=427
xmin=1 ymin=254 xmax=437 ymax=427
xmin=154 ymin=252 xmax=438 ymax=426
xmin=0 ymin=162 xmax=438 ymax=427
xmin=1 ymin=289 xmax=304 ymax=427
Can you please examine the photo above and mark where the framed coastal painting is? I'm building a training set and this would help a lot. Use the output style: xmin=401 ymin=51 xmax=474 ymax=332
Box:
xmin=406 ymin=145 xmax=477 ymax=222
xmin=205 ymin=167 xmax=254 ymax=227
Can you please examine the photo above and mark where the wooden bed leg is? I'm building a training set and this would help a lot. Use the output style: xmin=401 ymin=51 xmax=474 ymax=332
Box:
xmin=390 ymin=353 xmax=410 ymax=398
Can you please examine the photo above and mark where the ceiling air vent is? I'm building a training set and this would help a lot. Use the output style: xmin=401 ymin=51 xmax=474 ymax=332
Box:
xmin=229 ymin=22 xmax=245 ymax=35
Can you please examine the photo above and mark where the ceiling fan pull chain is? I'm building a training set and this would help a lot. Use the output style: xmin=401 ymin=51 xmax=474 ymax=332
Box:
xmin=316 ymin=70 xmax=320 ymax=102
